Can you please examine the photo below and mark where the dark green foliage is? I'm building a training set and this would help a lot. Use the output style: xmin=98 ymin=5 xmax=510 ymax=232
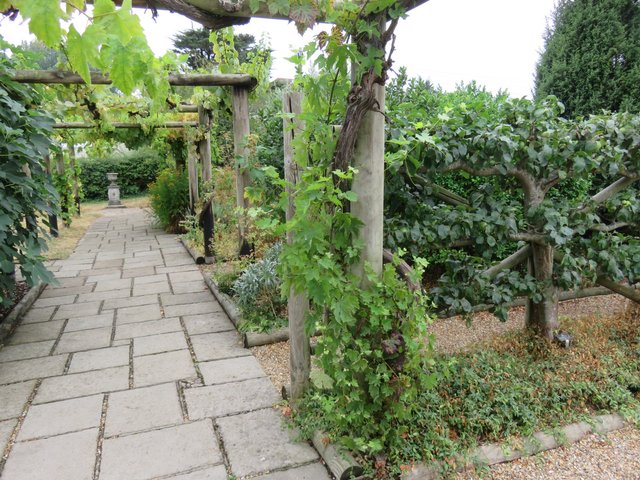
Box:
xmin=233 ymin=243 xmax=286 ymax=332
xmin=0 ymin=55 xmax=57 ymax=307
xmin=78 ymin=148 xmax=166 ymax=199
xmin=535 ymin=0 xmax=640 ymax=116
xmin=172 ymin=28 xmax=257 ymax=70
xmin=148 ymin=168 xmax=190 ymax=233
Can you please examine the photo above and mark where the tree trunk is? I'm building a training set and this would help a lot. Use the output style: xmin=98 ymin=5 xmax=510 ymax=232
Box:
xmin=526 ymin=243 xmax=559 ymax=340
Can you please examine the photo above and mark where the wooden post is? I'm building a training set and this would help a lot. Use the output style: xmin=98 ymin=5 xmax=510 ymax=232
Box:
xmin=283 ymin=91 xmax=310 ymax=405
xmin=187 ymin=143 xmax=199 ymax=215
xmin=43 ymin=155 xmax=59 ymax=237
xmin=54 ymin=150 xmax=70 ymax=225
xmin=69 ymin=144 xmax=80 ymax=216
xmin=197 ymin=105 xmax=214 ymax=261
xmin=232 ymin=86 xmax=252 ymax=255
xmin=351 ymin=84 xmax=385 ymax=280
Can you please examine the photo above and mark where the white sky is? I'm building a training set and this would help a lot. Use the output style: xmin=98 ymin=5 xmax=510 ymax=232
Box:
xmin=0 ymin=0 xmax=557 ymax=98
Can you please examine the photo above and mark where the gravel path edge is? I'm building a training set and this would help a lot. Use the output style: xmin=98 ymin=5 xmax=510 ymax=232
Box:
xmin=0 ymin=282 xmax=46 ymax=344
xmin=403 ymin=412 xmax=631 ymax=479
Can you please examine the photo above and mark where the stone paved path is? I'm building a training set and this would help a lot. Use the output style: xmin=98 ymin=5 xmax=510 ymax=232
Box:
xmin=0 ymin=208 xmax=330 ymax=480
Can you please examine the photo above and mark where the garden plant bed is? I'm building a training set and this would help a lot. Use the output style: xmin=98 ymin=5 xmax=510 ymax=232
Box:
xmin=0 ymin=282 xmax=46 ymax=344
xmin=253 ymin=295 xmax=639 ymax=478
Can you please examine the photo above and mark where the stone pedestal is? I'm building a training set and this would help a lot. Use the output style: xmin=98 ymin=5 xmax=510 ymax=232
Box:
xmin=106 ymin=173 xmax=125 ymax=208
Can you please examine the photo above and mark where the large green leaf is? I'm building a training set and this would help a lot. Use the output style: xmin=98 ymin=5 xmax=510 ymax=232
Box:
xmin=16 ymin=0 xmax=64 ymax=48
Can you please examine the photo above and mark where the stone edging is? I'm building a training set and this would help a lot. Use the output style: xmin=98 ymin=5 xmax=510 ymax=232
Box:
xmin=0 ymin=283 xmax=46 ymax=344
xmin=403 ymin=413 xmax=629 ymax=479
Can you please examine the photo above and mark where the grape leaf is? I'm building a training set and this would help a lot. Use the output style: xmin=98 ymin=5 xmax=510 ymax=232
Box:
xmin=66 ymin=25 xmax=100 ymax=84
xmin=290 ymin=3 xmax=318 ymax=34
xmin=16 ymin=0 xmax=64 ymax=48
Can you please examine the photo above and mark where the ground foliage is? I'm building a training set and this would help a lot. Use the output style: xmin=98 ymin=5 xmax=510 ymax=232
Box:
xmin=0 ymin=56 xmax=57 ymax=307
xmin=535 ymin=0 xmax=640 ymax=117
xmin=148 ymin=168 xmax=190 ymax=233
xmin=296 ymin=312 xmax=640 ymax=477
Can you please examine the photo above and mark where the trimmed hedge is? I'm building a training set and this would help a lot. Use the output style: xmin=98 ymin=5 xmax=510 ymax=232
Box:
xmin=78 ymin=149 xmax=167 ymax=199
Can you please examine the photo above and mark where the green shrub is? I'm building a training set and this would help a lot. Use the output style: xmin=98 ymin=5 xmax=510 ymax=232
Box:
xmin=78 ymin=148 xmax=166 ymax=199
xmin=148 ymin=168 xmax=190 ymax=233
xmin=232 ymin=242 xmax=286 ymax=332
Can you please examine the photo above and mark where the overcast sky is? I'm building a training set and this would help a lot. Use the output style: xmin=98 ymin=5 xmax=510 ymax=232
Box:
xmin=0 ymin=0 xmax=558 ymax=98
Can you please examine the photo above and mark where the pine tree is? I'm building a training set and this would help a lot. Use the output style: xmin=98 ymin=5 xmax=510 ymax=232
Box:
xmin=535 ymin=0 xmax=640 ymax=116
xmin=172 ymin=28 xmax=256 ymax=70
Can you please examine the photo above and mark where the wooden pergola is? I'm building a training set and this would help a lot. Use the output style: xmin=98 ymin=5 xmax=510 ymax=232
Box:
xmin=14 ymin=69 xmax=256 ymax=263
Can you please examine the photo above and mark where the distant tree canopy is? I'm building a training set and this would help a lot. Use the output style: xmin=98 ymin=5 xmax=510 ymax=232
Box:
xmin=535 ymin=0 xmax=640 ymax=117
xmin=16 ymin=41 xmax=61 ymax=69
xmin=172 ymin=28 xmax=257 ymax=70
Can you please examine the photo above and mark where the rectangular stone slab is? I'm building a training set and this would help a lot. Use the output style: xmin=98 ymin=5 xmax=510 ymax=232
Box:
xmin=99 ymin=421 xmax=222 ymax=480
xmin=185 ymin=377 xmax=280 ymax=419
xmin=35 ymin=366 xmax=128 ymax=404
xmin=217 ymin=408 xmax=319 ymax=477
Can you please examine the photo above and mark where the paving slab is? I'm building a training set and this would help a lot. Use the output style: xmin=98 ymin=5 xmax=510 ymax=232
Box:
xmin=185 ymin=378 xmax=279 ymax=419
xmin=68 ymin=346 xmax=129 ymax=374
xmin=183 ymin=313 xmax=235 ymax=336
xmin=0 ymin=418 xmax=17 ymax=451
xmin=54 ymin=301 xmax=101 ymax=320
xmin=253 ymin=463 xmax=331 ymax=480
xmin=0 ymin=381 xmax=36 ymax=420
xmin=172 ymin=281 xmax=208 ymax=294
xmin=85 ymin=272 xmax=122 ymax=283
xmin=55 ymin=327 xmax=112 ymax=354
xmin=2 ymin=428 xmax=98 ymax=480
xmin=0 ymin=341 xmax=54 ymax=363
xmin=217 ymin=408 xmax=319 ymax=477
xmin=94 ymin=278 xmax=132 ymax=292
xmin=39 ymin=285 xmax=94 ymax=299
xmin=6 ymin=320 xmax=65 ymax=345
xmin=20 ymin=306 xmax=56 ymax=324
xmin=199 ymin=356 xmax=266 ymax=386
xmin=164 ymin=302 xmax=222 ymax=318
xmin=166 ymin=465 xmax=227 ymax=480
xmin=102 ymin=294 xmax=158 ymax=310
xmin=133 ymin=274 xmax=167 ymax=285
xmin=157 ymin=265 xmax=195 ymax=274
xmin=0 ymin=355 xmax=67 ymax=385
xmin=133 ymin=350 xmax=197 ymax=387
xmin=132 ymin=282 xmax=171 ymax=296
xmin=117 ymin=304 xmax=163 ymax=324
xmin=115 ymin=317 xmax=182 ymax=340
xmin=104 ymin=383 xmax=183 ymax=437
xmin=75 ymin=289 xmax=130 ymax=304
xmin=168 ymin=271 xmax=203 ymax=283
xmin=99 ymin=421 xmax=222 ymax=480
xmin=31 ymin=295 xmax=76 ymax=308
xmin=65 ymin=312 xmax=114 ymax=332
xmin=35 ymin=366 xmax=128 ymax=404
xmin=122 ymin=266 xmax=157 ymax=279
xmin=160 ymin=292 xmax=215 ymax=307
xmin=133 ymin=332 xmax=188 ymax=357
xmin=190 ymin=331 xmax=249 ymax=362
xmin=18 ymin=394 xmax=103 ymax=440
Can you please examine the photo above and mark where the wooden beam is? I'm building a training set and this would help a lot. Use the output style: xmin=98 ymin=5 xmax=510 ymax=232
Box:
xmin=351 ymin=83 xmax=386 ymax=280
xmin=187 ymin=145 xmax=199 ymax=215
xmin=283 ymin=91 xmax=310 ymax=406
xmin=53 ymin=122 xmax=198 ymax=129
xmin=12 ymin=70 xmax=256 ymax=88
xmin=232 ymin=86 xmax=252 ymax=255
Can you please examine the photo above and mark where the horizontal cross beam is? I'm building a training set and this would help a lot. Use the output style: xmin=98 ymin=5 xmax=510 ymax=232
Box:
xmin=11 ymin=70 xmax=256 ymax=88
xmin=53 ymin=121 xmax=198 ymax=129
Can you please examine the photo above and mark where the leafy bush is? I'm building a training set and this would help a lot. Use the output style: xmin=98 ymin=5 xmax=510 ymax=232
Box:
xmin=232 ymin=242 xmax=286 ymax=332
xmin=0 ymin=56 xmax=57 ymax=307
xmin=148 ymin=168 xmax=190 ymax=233
xmin=78 ymin=148 xmax=166 ymax=199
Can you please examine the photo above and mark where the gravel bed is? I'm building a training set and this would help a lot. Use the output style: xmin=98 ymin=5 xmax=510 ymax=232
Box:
xmin=457 ymin=426 xmax=640 ymax=480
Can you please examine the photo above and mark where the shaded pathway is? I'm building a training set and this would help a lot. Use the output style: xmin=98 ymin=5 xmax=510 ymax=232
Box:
xmin=0 ymin=208 xmax=329 ymax=480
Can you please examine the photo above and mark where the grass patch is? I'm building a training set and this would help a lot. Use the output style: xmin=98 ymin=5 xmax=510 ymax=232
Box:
xmin=294 ymin=312 xmax=640 ymax=478
xmin=44 ymin=195 xmax=149 ymax=260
